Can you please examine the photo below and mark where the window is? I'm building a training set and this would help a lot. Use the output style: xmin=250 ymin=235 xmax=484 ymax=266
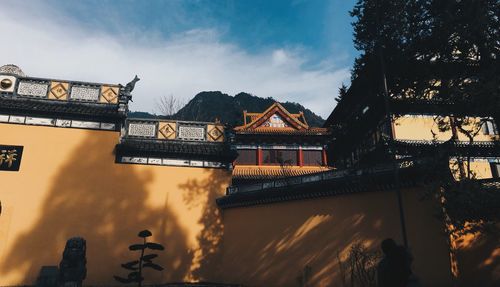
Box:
xmin=303 ymin=150 xmax=323 ymax=166
xmin=262 ymin=149 xmax=297 ymax=165
xmin=235 ymin=149 xmax=257 ymax=165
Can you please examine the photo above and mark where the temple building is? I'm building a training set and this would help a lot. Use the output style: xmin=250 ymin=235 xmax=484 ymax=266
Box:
xmin=231 ymin=102 xmax=331 ymax=184
xmin=0 ymin=64 xmax=498 ymax=287
xmin=323 ymin=74 xmax=500 ymax=180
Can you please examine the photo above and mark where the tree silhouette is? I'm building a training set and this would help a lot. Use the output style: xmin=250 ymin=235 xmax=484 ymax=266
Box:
xmin=114 ymin=230 xmax=165 ymax=287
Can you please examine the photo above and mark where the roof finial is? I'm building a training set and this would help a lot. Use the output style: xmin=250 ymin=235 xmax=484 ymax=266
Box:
xmin=120 ymin=75 xmax=140 ymax=102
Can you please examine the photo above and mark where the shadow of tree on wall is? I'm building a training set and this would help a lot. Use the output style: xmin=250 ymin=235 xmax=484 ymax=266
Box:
xmin=0 ymin=132 xmax=193 ymax=284
xmin=178 ymin=169 xmax=229 ymax=281
xmin=219 ymin=189 xmax=452 ymax=287
xmin=220 ymin=201 xmax=387 ymax=286
xmin=454 ymin=225 xmax=500 ymax=287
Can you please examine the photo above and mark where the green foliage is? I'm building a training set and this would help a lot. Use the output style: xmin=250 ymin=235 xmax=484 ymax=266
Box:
xmin=349 ymin=0 xmax=500 ymax=118
xmin=335 ymin=84 xmax=348 ymax=103
xmin=443 ymin=180 xmax=500 ymax=234
xmin=114 ymin=230 xmax=164 ymax=287
xmin=349 ymin=0 xmax=500 ymax=234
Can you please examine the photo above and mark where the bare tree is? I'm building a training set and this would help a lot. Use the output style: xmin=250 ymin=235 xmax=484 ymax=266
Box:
xmin=154 ymin=94 xmax=185 ymax=117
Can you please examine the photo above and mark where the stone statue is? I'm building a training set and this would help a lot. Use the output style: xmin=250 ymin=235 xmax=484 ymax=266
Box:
xmin=59 ymin=237 xmax=87 ymax=287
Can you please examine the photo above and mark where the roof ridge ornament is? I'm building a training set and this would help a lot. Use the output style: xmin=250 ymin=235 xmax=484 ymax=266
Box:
xmin=0 ymin=64 xmax=26 ymax=77
xmin=119 ymin=75 xmax=140 ymax=103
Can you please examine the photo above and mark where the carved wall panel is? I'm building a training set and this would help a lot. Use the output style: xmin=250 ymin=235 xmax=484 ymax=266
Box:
xmin=128 ymin=123 xmax=156 ymax=137
xmin=178 ymin=125 xmax=205 ymax=141
xmin=17 ymin=81 xmax=48 ymax=98
xmin=70 ymin=86 xmax=100 ymax=101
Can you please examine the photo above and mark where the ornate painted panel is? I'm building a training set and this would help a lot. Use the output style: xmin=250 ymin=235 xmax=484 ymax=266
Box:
xmin=178 ymin=125 xmax=205 ymax=141
xmin=0 ymin=145 xmax=23 ymax=172
xmin=207 ymin=124 xmax=224 ymax=142
xmin=128 ymin=122 xmax=157 ymax=137
xmin=261 ymin=113 xmax=289 ymax=128
xmin=158 ymin=122 xmax=177 ymax=140
xmin=48 ymin=81 xmax=69 ymax=100
xmin=100 ymin=86 xmax=119 ymax=104
xmin=70 ymin=86 xmax=100 ymax=101
xmin=17 ymin=81 xmax=49 ymax=98
xmin=0 ymin=76 xmax=17 ymax=93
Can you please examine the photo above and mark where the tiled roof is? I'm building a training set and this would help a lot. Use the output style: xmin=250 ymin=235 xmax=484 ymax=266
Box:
xmin=393 ymin=139 xmax=500 ymax=157
xmin=235 ymin=102 xmax=309 ymax=131
xmin=232 ymin=165 xmax=331 ymax=180
xmin=0 ymin=95 xmax=123 ymax=121
xmin=116 ymin=139 xmax=236 ymax=162
xmin=0 ymin=65 xmax=128 ymax=122
xmin=217 ymin=163 xmax=424 ymax=209
xmin=235 ymin=127 xmax=329 ymax=135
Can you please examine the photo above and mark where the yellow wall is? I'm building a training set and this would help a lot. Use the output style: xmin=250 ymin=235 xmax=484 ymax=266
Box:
xmin=0 ymin=122 xmax=496 ymax=286
xmin=449 ymin=159 xmax=494 ymax=180
xmin=394 ymin=115 xmax=497 ymax=180
xmin=218 ymin=188 xmax=453 ymax=287
xmin=393 ymin=115 xmax=452 ymax=141
xmin=0 ymin=123 xmax=231 ymax=285
xmin=452 ymin=223 xmax=500 ymax=287
xmin=393 ymin=115 xmax=498 ymax=142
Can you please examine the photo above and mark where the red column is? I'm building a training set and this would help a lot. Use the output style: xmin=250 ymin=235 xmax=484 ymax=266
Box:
xmin=298 ymin=147 xmax=304 ymax=167
xmin=322 ymin=148 xmax=328 ymax=166
xmin=257 ymin=147 xmax=263 ymax=166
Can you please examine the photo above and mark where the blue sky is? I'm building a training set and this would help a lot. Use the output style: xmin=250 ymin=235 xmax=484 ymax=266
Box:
xmin=1 ymin=0 xmax=358 ymax=118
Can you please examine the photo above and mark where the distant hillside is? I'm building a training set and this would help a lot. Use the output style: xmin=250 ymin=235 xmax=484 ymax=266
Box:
xmin=173 ymin=91 xmax=325 ymax=127
xmin=127 ymin=111 xmax=161 ymax=119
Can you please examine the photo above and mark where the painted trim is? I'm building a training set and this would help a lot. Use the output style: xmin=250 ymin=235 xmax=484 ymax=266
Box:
xmin=234 ymin=144 xmax=323 ymax=150
xmin=0 ymin=114 xmax=118 ymax=131
xmin=117 ymin=156 xmax=227 ymax=169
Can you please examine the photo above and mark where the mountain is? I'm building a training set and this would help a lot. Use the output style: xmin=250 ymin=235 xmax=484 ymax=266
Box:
xmin=127 ymin=111 xmax=160 ymax=119
xmin=173 ymin=91 xmax=325 ymax=127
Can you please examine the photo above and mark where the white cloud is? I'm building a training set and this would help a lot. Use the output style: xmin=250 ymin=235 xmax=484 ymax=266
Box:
xmin=0 ymin=1 xmax=349 ymax=118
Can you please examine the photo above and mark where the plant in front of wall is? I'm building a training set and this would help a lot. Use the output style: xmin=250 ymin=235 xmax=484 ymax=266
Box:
xmin=337 ymin=242 xmax=380 ymax=287
xmin=114 ymin=230 xmax=164 ymax=287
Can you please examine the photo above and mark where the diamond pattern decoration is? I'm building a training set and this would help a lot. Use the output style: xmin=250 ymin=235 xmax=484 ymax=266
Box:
xmin=100 ymin=86 xmax=119 ymax=104
xmin=158 ymin=122 xmax=177 ymax=139
xmin=48 ymin=81 xmax=69 ymax=100
xmin=207 ymin=124 xmax=224 ymax=142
